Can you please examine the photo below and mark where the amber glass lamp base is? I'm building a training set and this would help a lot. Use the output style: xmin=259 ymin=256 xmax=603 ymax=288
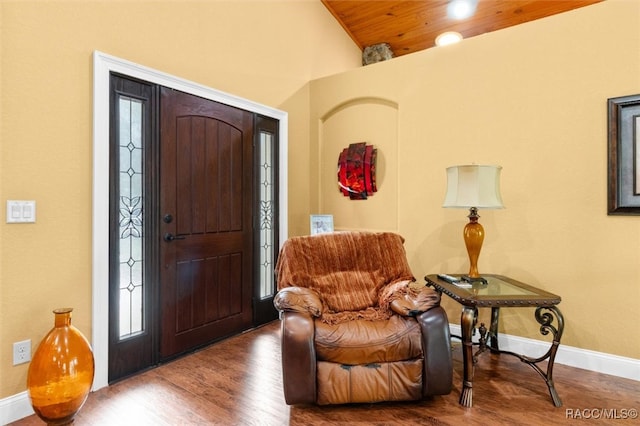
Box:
xmin=27 ymin=308 xmax=95 ymax=425
xmin=463 ymin=207 xmax=485 ymax=282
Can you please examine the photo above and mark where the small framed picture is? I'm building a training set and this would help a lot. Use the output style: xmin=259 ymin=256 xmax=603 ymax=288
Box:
xmin=310 ymin=215 xmax=334 ymax=235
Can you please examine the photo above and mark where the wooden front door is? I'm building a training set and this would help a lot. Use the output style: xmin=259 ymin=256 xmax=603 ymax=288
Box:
xmin=159 ymin=88 xmax=254 ymax=358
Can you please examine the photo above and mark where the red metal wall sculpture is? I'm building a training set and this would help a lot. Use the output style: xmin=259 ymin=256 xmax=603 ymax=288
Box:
xmin=338 ymin=142 xmax=377 ymax=200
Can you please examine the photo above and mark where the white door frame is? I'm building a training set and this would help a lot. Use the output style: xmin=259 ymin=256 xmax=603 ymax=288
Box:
xmin=92 ymin=51 xmax=288 ymax=390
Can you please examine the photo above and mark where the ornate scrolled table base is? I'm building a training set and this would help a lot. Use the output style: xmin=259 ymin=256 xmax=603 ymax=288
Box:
xmin=494 ymin=306 xmax=564 ymax=407
xmin=460 ymin=305 xmax=565 ymax=407
xmin=425 ymin=274 xmax=564 ymax=408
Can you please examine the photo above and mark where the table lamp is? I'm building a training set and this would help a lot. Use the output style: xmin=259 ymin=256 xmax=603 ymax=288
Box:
xmin=443 ymin=165 xmax=504 ymax=283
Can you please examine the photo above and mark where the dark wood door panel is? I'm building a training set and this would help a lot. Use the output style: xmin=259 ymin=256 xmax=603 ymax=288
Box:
xmin=175 ymin=252 xmax=243 ymax=332
xmin=175 ymin=232 xmax=243 ymax=259
xmin=174 ymin=116 xmax=243 ymax=235
xmin=160 ymin=87 xmax=253 ymax=359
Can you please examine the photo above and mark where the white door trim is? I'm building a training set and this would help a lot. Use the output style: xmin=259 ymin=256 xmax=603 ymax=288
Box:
xmin=92 ymin=51 xmax=288 ymax=390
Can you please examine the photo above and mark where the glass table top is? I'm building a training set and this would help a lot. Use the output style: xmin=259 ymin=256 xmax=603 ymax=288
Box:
xmin=424 ymin=274 xmax=561 ymax=307
xmin=464 ymin=276 xmax=536 ymax=297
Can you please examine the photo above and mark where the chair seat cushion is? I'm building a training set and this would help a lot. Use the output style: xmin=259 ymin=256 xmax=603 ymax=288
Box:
xmin=316 ymin=359 xmax=423 ymax=405
xmin=314 ymin=315 xmax=423 ymax=365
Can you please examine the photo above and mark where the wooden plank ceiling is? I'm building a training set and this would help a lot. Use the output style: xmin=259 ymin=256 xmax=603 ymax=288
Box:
xmin=322 ymin=0 xmax=603 ymax=58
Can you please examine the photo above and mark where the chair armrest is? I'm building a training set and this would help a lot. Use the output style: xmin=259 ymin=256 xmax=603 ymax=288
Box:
xmin=280 ymin=312 xmax=317 ymax=405
xmin=417 ymin=306 xmax=453 ymax=396
xmin=383 ymin=283 xmax=441 ymax=317
xmin=274 ymin=286 xmax=323 ymax=317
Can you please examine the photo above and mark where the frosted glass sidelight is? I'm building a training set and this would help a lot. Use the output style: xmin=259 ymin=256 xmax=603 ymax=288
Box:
xmin=259 ymin=131 xmax=275 ymax=299
xmin=118 ymin=96 xmax=144 ymax=338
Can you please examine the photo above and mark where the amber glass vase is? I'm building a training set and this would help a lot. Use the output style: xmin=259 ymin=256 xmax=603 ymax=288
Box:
xmin=27 ymin=308 xmax=95 ymax=425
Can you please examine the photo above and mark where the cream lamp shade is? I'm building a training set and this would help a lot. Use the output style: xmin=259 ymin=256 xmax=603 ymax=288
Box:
xmin=443 ymin=165 xmax=504 ymax=209
xmin=442 ymin=164 xmax=504 ymax=283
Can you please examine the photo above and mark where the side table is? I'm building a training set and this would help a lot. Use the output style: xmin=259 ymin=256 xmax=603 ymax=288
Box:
xmin=425 ymin=274 xmax=564 ymax=408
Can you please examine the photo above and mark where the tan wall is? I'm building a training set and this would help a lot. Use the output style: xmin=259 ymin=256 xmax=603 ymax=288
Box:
xmin=0 ymin=0 xmax=360 ymax=398
xmin=309 ymin=0 xmax=640 ymax=359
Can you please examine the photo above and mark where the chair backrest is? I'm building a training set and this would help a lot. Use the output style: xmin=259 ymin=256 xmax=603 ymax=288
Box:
xmin=275 ymin=232 xmax=414 ymax=313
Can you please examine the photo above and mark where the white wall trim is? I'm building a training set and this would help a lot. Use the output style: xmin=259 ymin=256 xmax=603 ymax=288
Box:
xmin=0 ymin=392 xmax=33 ymax=425
xmin=92 ymin=51 xmax=288 ymax=391
xmin=3 ymin=328 xmax=638 ymax=424
xmin=448 ymin=324 xmax=640 ymax=381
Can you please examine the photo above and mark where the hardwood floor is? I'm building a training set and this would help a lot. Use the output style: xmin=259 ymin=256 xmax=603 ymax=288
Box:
xmin=11 ymin=321 xmax=639 ymax=425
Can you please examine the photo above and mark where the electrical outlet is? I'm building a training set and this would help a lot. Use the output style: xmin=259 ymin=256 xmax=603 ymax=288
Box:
xmin=13 ymin=339 xmax=31 ymax=365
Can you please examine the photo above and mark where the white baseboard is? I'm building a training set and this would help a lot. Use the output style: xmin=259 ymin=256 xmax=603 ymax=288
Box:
xmin=448 ymin=324 xmax=640 ymax=381
xmin=0 ymin=391 xmax=33 ymax=426
xmin=2 ymin=330 xmax=638 ymax=424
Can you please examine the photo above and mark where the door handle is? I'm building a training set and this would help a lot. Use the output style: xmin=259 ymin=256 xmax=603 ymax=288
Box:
xmin=164 ymin=233 xmax=186 ymax=242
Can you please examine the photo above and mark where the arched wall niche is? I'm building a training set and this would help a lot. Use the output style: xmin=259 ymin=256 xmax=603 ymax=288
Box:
xmin=318 ymin=97 xmax=399 ymax=232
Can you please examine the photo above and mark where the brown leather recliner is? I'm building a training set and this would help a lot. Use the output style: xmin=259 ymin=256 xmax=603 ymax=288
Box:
xmin=274 ymin=231 xmax=452 ymax=405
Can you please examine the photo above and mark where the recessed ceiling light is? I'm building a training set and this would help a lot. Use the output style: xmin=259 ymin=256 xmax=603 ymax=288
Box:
xmin=447 ymin=0 xmax=478 ymax=20
xmin=435 ymin=31 xmax=463 ymax=47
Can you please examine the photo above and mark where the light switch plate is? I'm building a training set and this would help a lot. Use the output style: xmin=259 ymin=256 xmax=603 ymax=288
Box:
xmin=6 ymin=200 xmax=36 ymax=223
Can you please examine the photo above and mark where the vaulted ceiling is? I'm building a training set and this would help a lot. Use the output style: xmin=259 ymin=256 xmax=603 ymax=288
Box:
xmin=322 ymin=0 xmax=603 ymax=59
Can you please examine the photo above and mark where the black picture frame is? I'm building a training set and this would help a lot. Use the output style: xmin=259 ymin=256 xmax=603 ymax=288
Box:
xmin=607 ymin=94 xmax=640 ymax=215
